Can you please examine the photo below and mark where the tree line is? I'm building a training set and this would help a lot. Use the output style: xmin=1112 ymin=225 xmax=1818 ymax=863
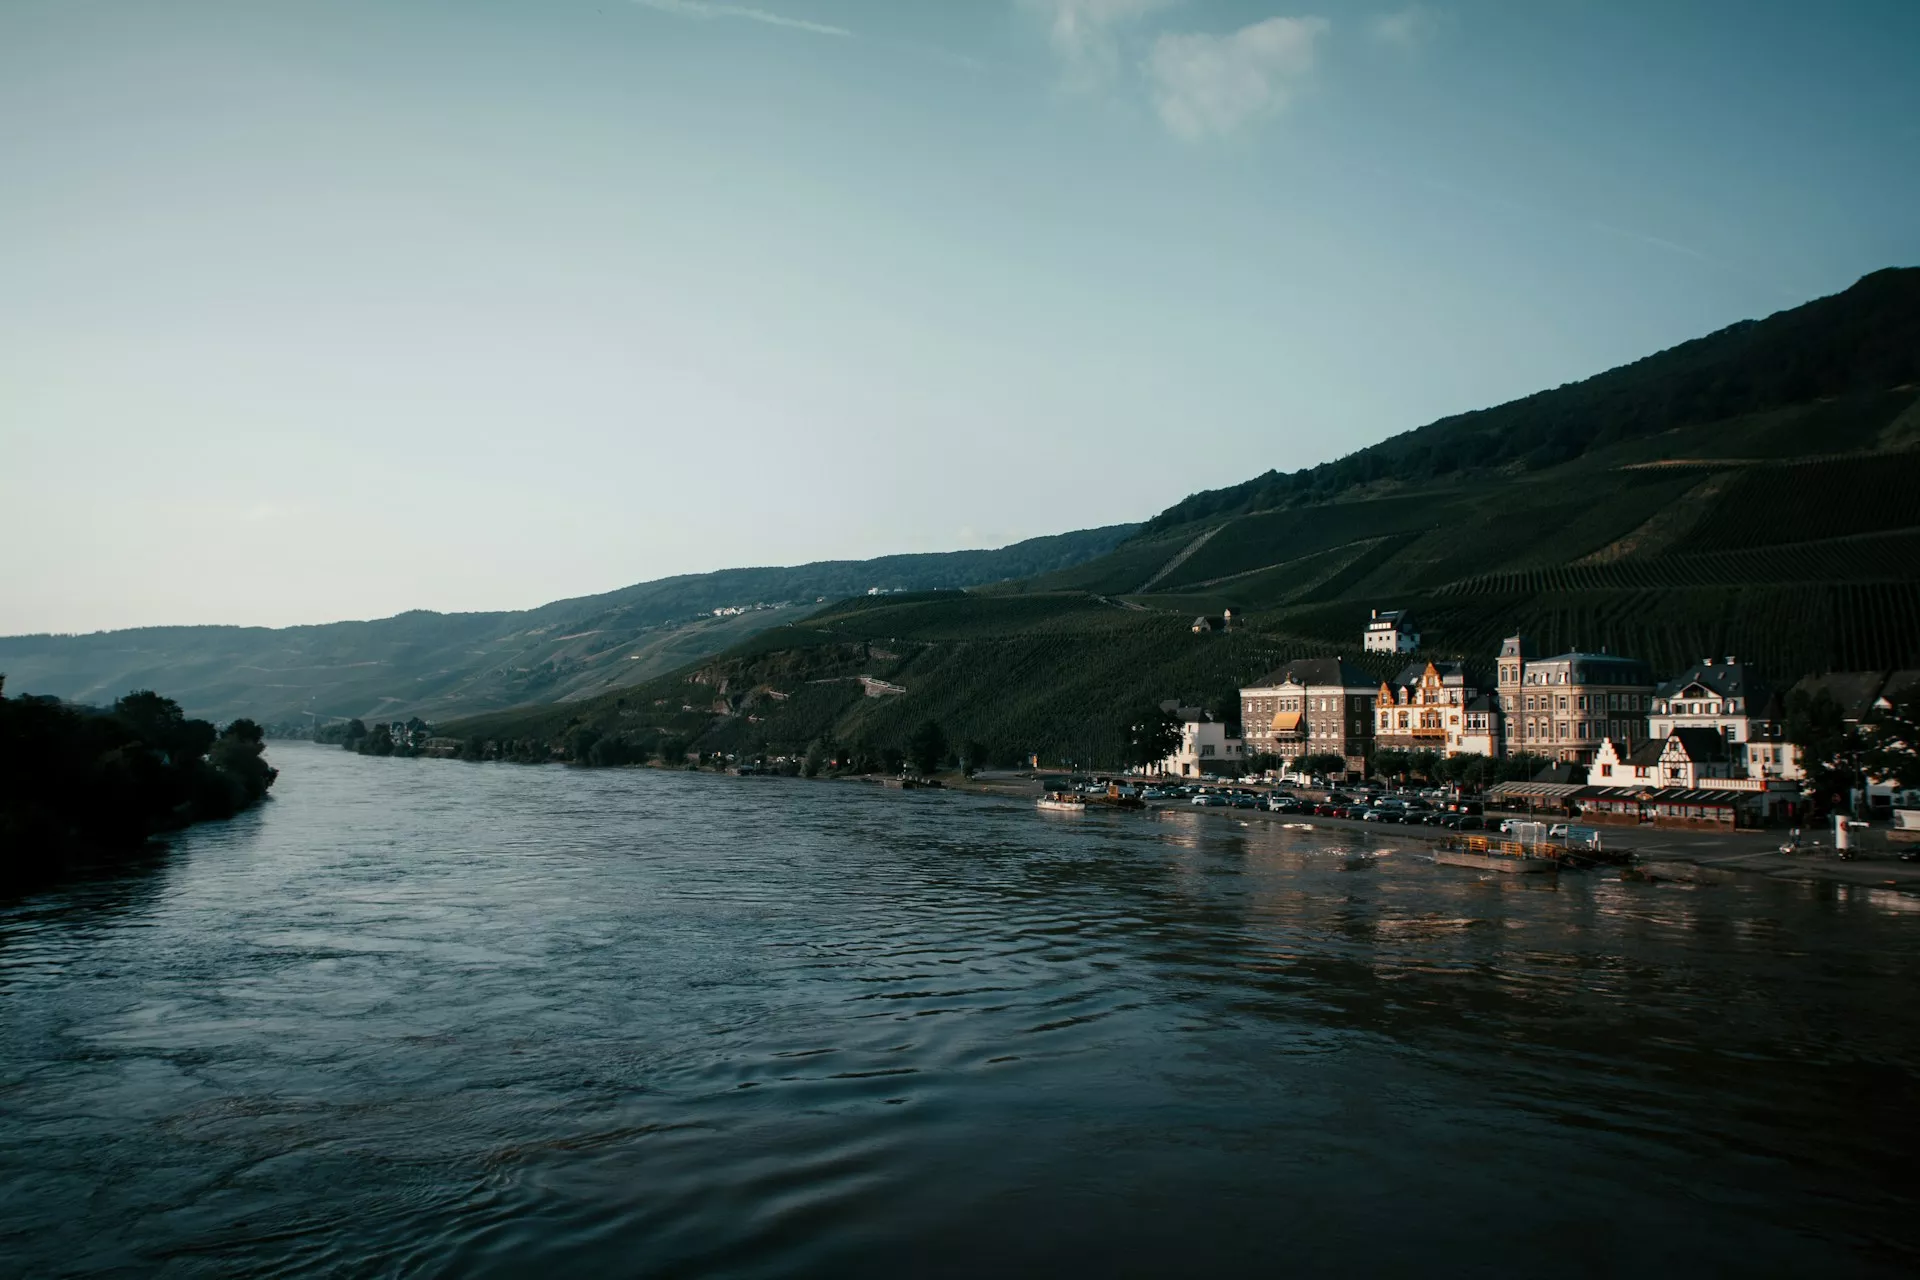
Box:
xmin=0 ymin=677 xmax=277 ymax=882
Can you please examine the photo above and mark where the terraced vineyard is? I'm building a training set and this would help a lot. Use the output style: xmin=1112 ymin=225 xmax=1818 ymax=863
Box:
xmin=1434 ymin=528 xmax=1920 ymax=594
xmin=1686 ymin=451 xmax=1920 ymax=550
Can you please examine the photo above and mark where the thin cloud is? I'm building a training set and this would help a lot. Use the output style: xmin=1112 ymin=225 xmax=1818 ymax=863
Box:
xmin=1024 ymin=0 xmax=1181 ymax=86
xmin=1147 ymin=15 xmax=1329 ymax=140
xmin=1369 ymin=5 xmax=1439 ymax=50
xmin=631 ymin=0 xmax=853 ymax=39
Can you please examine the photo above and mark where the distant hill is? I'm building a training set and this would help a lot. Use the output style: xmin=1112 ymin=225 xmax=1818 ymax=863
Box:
xmin=451 ymin=268 xmax=1920 ymax=767
xmin=0 ymin=526 xmax=1138 ymax=725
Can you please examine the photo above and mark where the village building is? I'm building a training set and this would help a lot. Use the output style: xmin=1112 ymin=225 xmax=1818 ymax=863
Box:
xmin=1581 ymin=729 xmax=1803 ymax=828
xmin=1494 ymin=635 xmax=1653 ymax=764
xmin=1650 ymin=658 xmax=1799 ymax=780
xmin=1457 ymin=694 xmax=1502 ymax=757
xmin=1363 ymin=608 xmax=1420 ymax=654
xmin=1190 ymin=609 xmax=1235 ymax=634
xmin=1374 ymin=660 xmax=1485 ymax=756
xmin=1239 ymin=658 xmax=1378 ymax=774
xmin=1157 ymin=704 xmax=1244 ymax=777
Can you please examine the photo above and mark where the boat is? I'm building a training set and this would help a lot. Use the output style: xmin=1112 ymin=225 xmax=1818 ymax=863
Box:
xmin=1434 ymin=835 xmax=1559 ymax=874
xmin=1434 ymin=848 xmax=1558 ymax=874
xmin=1036 ymin=790 xmax=1088 ymax=812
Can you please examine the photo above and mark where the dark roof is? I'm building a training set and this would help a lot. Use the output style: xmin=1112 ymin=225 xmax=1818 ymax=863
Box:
xmin=1369 ymin=609 xmax=1414 ymax=627
xmin=1465 ymin=693 xmax=1497 ymax=711
xmin=1500 ymin=634 xmax=1538 ymax=660
xmin=1626 ymin=739 xmax=1666 ymax=766
xmin=1668 ymin=727 xmax=1732 ymax=763
xmin=1386 ymin=659 xmax=1466 ymax=690
xmin=1251 ymin=658 xmax=1378 ymax=690
xmin=1656 ymin=660 xmax=1767 ymax=704
xmin=1531 ymin=762 xmax=1587 ymax=786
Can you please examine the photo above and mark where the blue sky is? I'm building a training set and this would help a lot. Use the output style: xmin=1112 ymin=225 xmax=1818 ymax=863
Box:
xmin=3 ymin=0 xmax=1916 ymax=632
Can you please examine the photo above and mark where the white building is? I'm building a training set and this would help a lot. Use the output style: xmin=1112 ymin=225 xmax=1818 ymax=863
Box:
xmin=1650 ymin=657 xmax=1800 ymax=781
xmin=1159 ymin=706 xmax=1244 ymax=778
xmin=1363 ymin=609 xmax=1420 ymax=654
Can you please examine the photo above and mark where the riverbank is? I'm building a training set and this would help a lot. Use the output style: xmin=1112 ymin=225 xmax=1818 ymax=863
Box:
xmin=936 ymin=770 xmax=1920 ymax=895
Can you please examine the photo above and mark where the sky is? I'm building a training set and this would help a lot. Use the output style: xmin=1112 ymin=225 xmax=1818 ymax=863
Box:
xmin=3 ymin=0 xmax=1917 ymax=634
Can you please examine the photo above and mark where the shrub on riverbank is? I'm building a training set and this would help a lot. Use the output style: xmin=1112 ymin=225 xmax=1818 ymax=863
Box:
xmin=0 ymin=679 xmax=277 ymax=880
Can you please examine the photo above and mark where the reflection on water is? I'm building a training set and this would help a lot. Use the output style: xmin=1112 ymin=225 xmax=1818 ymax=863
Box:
xmin=1 ymin=744 xmax=1917 ymax=1277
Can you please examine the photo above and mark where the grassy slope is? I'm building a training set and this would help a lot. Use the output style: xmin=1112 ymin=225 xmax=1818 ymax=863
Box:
xmin=0 ymin=525 xmax=1138 ymax=724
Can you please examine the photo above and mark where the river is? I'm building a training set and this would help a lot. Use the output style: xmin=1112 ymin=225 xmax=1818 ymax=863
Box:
xmin=2 ymin=743 xmax=1916 ymax=1277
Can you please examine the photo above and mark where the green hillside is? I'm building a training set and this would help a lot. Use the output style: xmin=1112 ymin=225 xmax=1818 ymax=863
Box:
xmin=0 ymin=526 xmax=1137 ymax=725
xmin=449 ymin=268 xmax=1920 ymax=768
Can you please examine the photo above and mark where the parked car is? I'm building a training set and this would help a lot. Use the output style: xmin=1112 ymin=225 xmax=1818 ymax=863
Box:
xmin=1192 ymin=793 xmax=1225 ymax=807
xmin=1548 ymin=823 xmax=1570 ymax=839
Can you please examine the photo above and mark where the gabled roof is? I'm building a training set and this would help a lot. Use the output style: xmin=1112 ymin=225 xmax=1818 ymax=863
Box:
xmin=1532 ymin=762 xmax=1586 ymax=786
xmin=1499 ymin=634 xmax=1538 ymax=660
xmin=1251 ymin=658 xmax=1378 ymax=691
xmin=1385 ymin=659 xmax=1466 ymax=690
xmin=1626 ymin=739 xmax=1666 ymax=766
xmin=1666 ymin=727 xmax=1732 ymax=763
xmin=1369 ymin=608 xmax=1414 ymax=627
xmin=1656 ymin=660 xmax=1766 ymax=704
xmin=1465 ymin=693 xmax=1498 ymax=712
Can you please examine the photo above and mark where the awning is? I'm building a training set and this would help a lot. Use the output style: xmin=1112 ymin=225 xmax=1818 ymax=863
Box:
xmin=1577 ymin=785 xmax=1756 ymax=807
xmin=1271 ymin=711 xmax=1303 ymax=732
xmin=1489 ymin=781 xmax=1586 ymax=800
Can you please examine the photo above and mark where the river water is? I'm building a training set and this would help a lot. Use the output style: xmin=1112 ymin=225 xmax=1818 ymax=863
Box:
xmin=2 ymin=744 xmax=1917 ymax=1277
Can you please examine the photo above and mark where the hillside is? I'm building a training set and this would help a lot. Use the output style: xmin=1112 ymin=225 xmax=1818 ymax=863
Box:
xmin=450 ymin=269 xmax=1920 ymax=767
xmin=0 ymin=526 xmax=1137 ymax=726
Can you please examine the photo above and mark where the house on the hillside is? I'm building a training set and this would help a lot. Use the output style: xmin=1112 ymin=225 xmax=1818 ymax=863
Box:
xmin=1363 ymin=609 xmax=1419 ymax=654
xmin=1191 ymin=609 xmax=1235 ymax=634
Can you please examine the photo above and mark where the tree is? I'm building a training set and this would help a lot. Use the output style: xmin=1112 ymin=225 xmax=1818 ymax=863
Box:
xmin=880 ymin=746 xmax=905 ymax=775
xmin=1124 ymin=704 xmax=1183 ymax=769
xmin=1863 ymin=688 xmax=1920 ymax=791
xmin=803 ymin=739 xmax=829 ymax=778
xmin=1786 ymin=688 xmax=1860 ymax=812
xmin=959 ymin=739 xmax=988 ymax=777
xmin=1372 ymin=748 xmax=1410 ymax=782
xmin=906 ymin=720 xmax=947 ymax=776
xmin=1302 ymin=752 xmax=1347 ymax=778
